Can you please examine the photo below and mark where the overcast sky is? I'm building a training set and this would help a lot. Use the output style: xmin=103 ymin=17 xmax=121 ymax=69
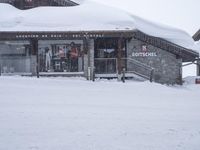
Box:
xmin=91 ymin=0 xmax=200 ymax=36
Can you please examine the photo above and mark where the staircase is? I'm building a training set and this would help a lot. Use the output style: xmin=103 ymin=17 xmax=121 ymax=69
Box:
xmin=122 ymin=58 xmax=154 ymax=82
xmin=94 ymin=57 xmax=154 ymax=82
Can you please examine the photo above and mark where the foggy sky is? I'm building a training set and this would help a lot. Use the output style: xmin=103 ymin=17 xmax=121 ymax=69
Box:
xmin=91 ymin=0 xmax=200 ymax=36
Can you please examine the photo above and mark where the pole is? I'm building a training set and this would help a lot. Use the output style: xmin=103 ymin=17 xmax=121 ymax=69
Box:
xmin=31 ymin=39 xmax=39 ymax=78
xmin=197 ymin=59 xmax=200 ymax=76
xmin=150 ymin=69 xmax=154 ymax=82
xmin=36 ymin=41 xmax=39 ymax=78
xmin=88 ymin=67 xmax=91 ymax=80
xmin=0 ymin=55 xmax=2 ymax=76
xmin=0 ymin=64 xmax=1 ymax=76
xmin=117 ymin=37 xmax=122 ymax=81
xmin=85 ymin=37 xmax=91 ymax=80
xmin=93 ymin=67 xmax=95 ymax=82
xmin=122 ymin=67 xmax=125 ymax=83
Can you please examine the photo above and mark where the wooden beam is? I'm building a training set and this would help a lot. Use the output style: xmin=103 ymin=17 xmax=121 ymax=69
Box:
xmin=0 ymin=31 xmax=134 ymax=41
xmin=117 ymin=37 xmax=122 ymax=75
xmin=197 ymin=59 xmax=200 ymax=76
xmin=30 ymin=39 xmax=39 ymax=78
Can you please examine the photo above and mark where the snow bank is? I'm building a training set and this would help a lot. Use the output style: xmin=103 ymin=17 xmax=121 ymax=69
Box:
xmin=0 ymin=76 xmax=200 ymax=150
xmin=196 ymin=41 xmax=200 ymax=47
xmin=0 ymin=0 xmax=199 ymax=52
xmin=72 ymin=0 xmax=85 ymax=4
xmin=184 ymin=76 xmax=200 ymax=85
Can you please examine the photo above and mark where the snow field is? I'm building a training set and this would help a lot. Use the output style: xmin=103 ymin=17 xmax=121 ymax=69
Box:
xmin=0 ymin=76 xmax=200 ymax=150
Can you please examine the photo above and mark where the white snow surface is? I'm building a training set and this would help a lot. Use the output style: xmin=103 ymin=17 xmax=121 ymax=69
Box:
xmin=0 ymin=0 xmax=199 ymax=52
xmin=0 ymin=76 xmax=200 ymax=150
xmin=73 ymin=0 xmax=85 ymax=4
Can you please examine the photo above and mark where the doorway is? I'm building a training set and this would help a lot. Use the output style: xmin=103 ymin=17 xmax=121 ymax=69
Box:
xmin=94 ymin=38 xmax=126 ymax=74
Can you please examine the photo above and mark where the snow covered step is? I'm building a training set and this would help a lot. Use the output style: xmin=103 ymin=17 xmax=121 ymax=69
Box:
xmin=95 ymin=73 xmax=147 ymax=81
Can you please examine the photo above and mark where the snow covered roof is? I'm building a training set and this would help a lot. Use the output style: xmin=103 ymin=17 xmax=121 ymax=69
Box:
xmin=196 ymin=41 xmax=200 ymax=47
xmin=0 ymin=0 xmax=199 ymax=53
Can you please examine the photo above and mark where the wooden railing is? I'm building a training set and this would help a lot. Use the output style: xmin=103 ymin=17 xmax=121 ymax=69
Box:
xmin=94 ymin=57 xmax=154 ymax=82
xmin=122 ymin=57 xmax=154 ymax=82
xmin=52 ymin=0 xmax=78 ymax=6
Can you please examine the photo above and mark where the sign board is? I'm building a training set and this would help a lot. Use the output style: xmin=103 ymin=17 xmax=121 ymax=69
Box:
xmin=132 ymin=45 xmax=157 ymax=57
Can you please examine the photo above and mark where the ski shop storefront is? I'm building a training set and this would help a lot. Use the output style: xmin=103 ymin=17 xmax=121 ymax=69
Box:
xmin=0 ymin=31 xmax=199 ymax=84
xmin=0 ymin=31 xmax=132 ymax=77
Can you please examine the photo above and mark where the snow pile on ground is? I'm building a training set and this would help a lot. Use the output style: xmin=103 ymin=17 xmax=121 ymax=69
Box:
xmin=196 ymin=41 xmax=200 ymax=50
xmin=183 ymin=76 xmax=200 ymax=84
xmin=0 ymin=76 xmax=200 ymax=150
xmin=0 ymin=1 xmax=199 ymax=52
xmin=72 ymin=0 xmax=85 ymax=4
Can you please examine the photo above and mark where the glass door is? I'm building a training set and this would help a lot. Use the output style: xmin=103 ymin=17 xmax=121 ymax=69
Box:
xmin=94 ymin=38 xmax=126 ymax=74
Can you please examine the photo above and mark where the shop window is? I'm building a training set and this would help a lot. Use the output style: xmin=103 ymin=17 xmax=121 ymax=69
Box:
xmin=39 ymin=42 xmax=83 ymax=72
xmin=0 ymin=41 xmax=31 ymax=73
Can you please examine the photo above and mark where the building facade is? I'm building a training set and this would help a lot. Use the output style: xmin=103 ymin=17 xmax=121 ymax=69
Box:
xmin=0 ymin=1 xmax=199 ymax=84
xmin=0 ymin=31 xmax=198 ymax=84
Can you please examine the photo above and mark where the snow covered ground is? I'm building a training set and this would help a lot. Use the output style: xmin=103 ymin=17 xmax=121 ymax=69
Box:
xmin=0 ymin=76 xmax=200 ymax=150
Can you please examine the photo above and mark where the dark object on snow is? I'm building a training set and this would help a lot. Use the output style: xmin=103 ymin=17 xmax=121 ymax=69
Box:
xmin=195 ymin=78 xmax=200 ymax=84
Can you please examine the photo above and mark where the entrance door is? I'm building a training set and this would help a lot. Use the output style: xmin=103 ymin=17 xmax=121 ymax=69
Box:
xmin=94 ymin=38 xmax=126 ymax=74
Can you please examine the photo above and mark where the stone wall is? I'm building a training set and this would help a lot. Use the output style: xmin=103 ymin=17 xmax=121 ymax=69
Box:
xmin=127 ymin=38 xmax=182 ymax=84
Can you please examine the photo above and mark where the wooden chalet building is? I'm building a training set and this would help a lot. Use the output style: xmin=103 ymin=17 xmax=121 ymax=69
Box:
xmin=0 ymin=0 xmax=199 ymax=84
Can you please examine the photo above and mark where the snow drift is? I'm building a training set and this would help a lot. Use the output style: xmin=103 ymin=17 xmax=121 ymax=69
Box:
xmin=0 ymin=0 xmax=199 ymax=52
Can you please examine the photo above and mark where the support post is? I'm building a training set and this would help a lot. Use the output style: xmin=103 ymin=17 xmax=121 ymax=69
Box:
xmin=87 ymin=38 xmax=91 ymax=80
xmin=122 ymin=68 xmax=125 ymax=83
xmin=93 ymin=67 xmax=95 ymax=82
xmin=150 ymin=69 xmax=154 ymax=82
xmin=30 ymin=39 xmax=39 ymax=78
xmin=36 ymin=41 xmax=39 ymax=78
xmin=117 ymin=37 xmax=122 ymax=81
xmin=88 ymin=67 xmax=91 ymax=80
xmin=0 ymin=55 xmax=1 ymax=76
xmin=197 ymin=59 xmax=200 ymax=76
xmin=0 ymin=64 xmax=1 ymax=76
xmin=85 ymin=37 xmax=94 ymax=81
